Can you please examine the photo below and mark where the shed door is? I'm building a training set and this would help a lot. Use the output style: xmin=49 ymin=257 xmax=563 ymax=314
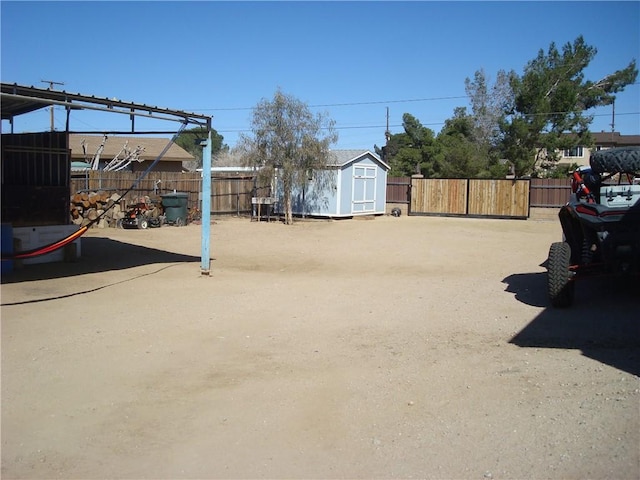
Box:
xmin=352 ymin=165 xmax=376 ymax=213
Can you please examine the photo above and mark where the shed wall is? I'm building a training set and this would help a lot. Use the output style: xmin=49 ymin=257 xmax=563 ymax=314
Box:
xmin=273 ymin=152 xmax=389 ymax=218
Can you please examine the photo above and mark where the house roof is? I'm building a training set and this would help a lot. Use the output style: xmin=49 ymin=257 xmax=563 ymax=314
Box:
xmin=592 ymin=131 xmax=640 ymax=146
xmin=68 ymin=134 xmax=194 ymax=163
xmin=328 ymin=149 xmax=389 ymax=170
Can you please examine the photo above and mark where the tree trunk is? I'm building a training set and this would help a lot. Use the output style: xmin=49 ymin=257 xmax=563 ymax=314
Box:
xmin=283 ymin=177 xmax=293 ymax=225
xmin=284 ymin=190 xmax=293 ymax=225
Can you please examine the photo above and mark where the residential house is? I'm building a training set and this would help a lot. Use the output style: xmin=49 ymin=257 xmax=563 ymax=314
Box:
xmin=68 ymin=134 xmax=194 ymax=172
xmin=545 ymin=131 xmax=640 ymax=170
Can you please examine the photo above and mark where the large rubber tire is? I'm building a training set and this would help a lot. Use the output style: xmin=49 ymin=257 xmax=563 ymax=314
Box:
xmin=590 ymin=146 xmax=640 ymax=174
xmin=138 ymin=217 xmax=149 ymax=230
xmin=547 ymin=241 xmax=575 ymax=308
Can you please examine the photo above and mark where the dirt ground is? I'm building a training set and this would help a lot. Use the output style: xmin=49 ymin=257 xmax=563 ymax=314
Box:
xmin=1 ymin=214 xmax=638 ymax=480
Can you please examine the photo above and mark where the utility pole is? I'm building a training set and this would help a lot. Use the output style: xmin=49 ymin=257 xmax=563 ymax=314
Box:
xmin=41 ymin=79 xmax=65 ymax=131
xmin=610 ymin=99 xmax=616 ymax=134
xmin=385 ymin=107 xmax=391 ymax=145
xmin=382 ymin=107 xmax=391 ymax=162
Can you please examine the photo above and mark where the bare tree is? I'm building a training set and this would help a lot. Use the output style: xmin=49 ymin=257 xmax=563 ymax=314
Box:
xmin=464 ymin=68 xmax=515 ymax=149
xmin=209 ymin=150 xmax=241 ymax=167
xmin=82 ymin=135 xmax=145 ymax=171
xmin=236 ymin=89 xmax=338 ymax=224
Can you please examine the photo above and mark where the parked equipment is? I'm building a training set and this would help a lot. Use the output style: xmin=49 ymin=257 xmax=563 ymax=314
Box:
xmin=546 ymin=147 xmax=640 ymax=307
xmin=119 ymin=199 xmax=163 ymax=229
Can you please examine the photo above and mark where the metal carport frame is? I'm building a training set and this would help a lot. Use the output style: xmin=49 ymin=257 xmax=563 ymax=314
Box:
xmin=1 ymin=82 xmax=214 ymax=275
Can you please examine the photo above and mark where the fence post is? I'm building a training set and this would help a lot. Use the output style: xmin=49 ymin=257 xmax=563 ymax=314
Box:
xmin=236 ymin=178 xmax=240 ymax=216
xmin=200 ymin=131 xmax=212 ymax=275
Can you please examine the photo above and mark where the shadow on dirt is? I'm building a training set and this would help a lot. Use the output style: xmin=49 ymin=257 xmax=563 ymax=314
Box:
xmin=503 ymin=269 xmax=640 ymax=377
xmin=1 ymin=236 xmax=201 ymax=284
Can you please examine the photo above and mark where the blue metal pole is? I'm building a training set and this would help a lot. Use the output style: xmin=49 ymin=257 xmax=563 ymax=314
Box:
xmin=201 ymin=130 xmax=212 ymax=275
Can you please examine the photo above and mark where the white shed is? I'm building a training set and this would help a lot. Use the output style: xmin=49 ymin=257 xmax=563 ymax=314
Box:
xmin=275 ymin=150 xmax=389 ymax=218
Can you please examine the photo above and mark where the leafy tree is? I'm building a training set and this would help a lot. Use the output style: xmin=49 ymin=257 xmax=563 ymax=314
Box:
xmin=434 ymin=107 xmax=481 ymax=178
xmin=379 ymin=113 xmax=437 ymax=176
xmin=175 ymin=126 xmax=227 ymax=170
xmin=380 ymin=111 xmax=509 ymax=179
xmin=499 ymin=36 xmax=637 ymax=176
xmin=544 ymin=162 xmax=579 ymax=179
xmin=434 ymin=107 xmax=508 ymax=178
xmin=236 ymin=89 xmax=338 ymax=225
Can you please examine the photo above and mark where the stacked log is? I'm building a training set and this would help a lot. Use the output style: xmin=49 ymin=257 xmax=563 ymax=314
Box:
xmin=70 ymin=191 xmax=126 ymax=228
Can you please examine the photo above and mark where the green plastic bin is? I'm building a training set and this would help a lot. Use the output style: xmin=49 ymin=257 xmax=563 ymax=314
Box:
xmin=161 ymin=192 xmax=189 ymax=226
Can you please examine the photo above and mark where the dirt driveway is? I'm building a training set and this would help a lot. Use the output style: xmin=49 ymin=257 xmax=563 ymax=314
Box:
xmin=1 ymin=215 xmax=638 ymax=479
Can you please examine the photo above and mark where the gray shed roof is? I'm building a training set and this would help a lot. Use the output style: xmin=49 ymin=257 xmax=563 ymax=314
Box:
xmin=328 ymin=149 xmax=389 ymax=170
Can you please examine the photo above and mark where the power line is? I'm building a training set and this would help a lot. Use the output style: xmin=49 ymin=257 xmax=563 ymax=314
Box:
xmin=42 ymin=96 xmax=640 ymax=137
xmin=214 ymin=111 xmax=640 ymax=135
xmin=193 ymin=95 xmax=470 ymax=112
xmin=186 ymin=83 xmax=640 ymax=112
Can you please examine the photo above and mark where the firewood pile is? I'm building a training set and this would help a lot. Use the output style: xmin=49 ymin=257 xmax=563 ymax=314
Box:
xmin=70 ymin=191 xmax=168 ymax=228
xmin=69 ymin=191 xmax=126 ymax=228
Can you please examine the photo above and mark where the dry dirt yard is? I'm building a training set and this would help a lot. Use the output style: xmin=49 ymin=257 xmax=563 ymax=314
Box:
xmin=1 ymin=214 xmax=638 ymax=480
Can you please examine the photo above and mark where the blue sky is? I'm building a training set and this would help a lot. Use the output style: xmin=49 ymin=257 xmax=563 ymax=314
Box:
xmin=1 ymin=1 xmax=639 ymax=151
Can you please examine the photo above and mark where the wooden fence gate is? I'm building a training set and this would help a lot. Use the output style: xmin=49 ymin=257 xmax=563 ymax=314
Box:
xmin=410 ymin=178 xmax=530 ymax=219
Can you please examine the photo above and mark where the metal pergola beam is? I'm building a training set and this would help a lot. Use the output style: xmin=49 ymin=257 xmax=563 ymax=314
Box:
xmin=1 ymin=83 xmax=210 ymax=127
xmin=1 ymin=82 xmax=214 ymax=276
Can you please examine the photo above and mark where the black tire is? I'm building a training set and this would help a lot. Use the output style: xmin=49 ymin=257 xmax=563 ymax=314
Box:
xmin=590 ymin=146 xmax=640 ymax=174
xmin=138 ymin=217 xmax=149 ymax=230
xmin=547 ymin=241 xmax=574 ymax=308
xmin=175 ymin=217 xmax=184 ymax=227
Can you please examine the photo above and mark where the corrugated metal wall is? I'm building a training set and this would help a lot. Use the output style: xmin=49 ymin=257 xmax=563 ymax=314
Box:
xmin=1 ymin=132 xmax=70 ymax=226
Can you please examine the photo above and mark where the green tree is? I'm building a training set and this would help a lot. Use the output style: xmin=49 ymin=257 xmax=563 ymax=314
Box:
xmin=379 ymin=113 xmax=437 ymax=177
xmin=236 ymin=89 xmax=338 ymax=225
xmin=434 ymin=107 xmax=508 ymax=178
xmin=500 ymin=36 xmax=637 ymax=176
xmin=434 ymin=107 xmax=480 ymax=178
xmin=175 ymin=127 xmax=227 ymax=170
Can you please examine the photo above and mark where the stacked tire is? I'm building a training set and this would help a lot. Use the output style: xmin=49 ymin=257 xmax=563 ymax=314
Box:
xmin=590 ymin=146 xmax=640 ymax=174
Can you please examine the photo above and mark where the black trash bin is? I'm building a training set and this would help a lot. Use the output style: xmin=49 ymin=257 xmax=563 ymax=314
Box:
xmin=161 ymin=192 xmax=189 ymax=226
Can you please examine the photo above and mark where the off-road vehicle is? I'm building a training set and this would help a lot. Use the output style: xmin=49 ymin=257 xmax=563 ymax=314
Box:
xmin=547 ymin=146 xmax=640 ymax=307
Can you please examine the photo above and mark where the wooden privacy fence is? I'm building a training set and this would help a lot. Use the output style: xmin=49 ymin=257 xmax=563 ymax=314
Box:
xmin=69 ymin=171 xmax=569 ymax=220
xmin=389 ymin=176 xmax=568 ymax=215
xmin=529 ymin=178 xmax=571 ymax=207
xmin=410 ymin=178 xmax=531 ymax=219
xmin=386 ymin=176 xmax=411 ymax=204
xmin=70 ymin=171 xmax=269 ymax=215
